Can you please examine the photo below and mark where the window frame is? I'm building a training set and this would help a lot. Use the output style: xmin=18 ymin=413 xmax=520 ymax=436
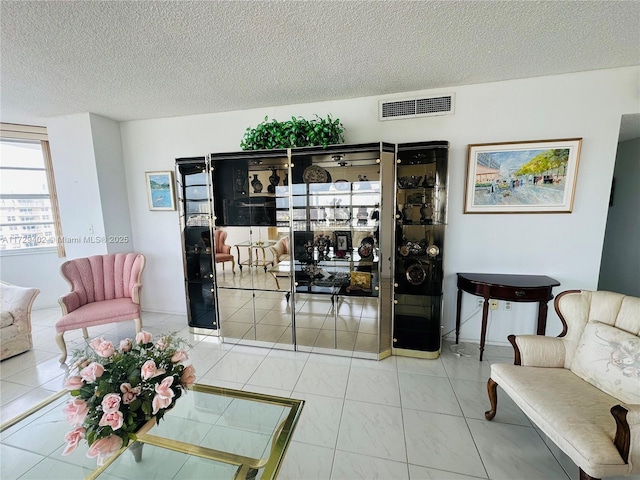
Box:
xmin=0 ymin=123 xmax=66 ymax=257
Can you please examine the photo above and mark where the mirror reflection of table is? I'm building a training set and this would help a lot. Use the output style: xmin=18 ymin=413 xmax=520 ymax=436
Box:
xmin=234 ymin=240 xmax=276 ymax=272
xmin=0 ymin=384 xmax=304 ymax=480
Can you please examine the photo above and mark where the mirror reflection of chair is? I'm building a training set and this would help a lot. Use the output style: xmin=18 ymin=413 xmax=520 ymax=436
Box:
xmin=55 ymin=253 xmax=145 ymax=363
xmin=269 ymin=236 xmax=290 ymax=267
xmin=214 ymin=229 xmax=235 ymax=273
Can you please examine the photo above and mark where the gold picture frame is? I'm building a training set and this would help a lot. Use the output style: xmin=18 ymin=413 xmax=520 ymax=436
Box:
xmin=464 ymin=138 xmax=582 ymax=213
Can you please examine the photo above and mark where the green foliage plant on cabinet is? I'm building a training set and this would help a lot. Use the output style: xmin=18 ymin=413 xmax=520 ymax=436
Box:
xmin=240 ymin=115 xmax=345 ymax=150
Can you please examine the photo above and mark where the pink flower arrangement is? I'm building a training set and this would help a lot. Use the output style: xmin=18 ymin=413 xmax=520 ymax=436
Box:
xmin=62 ymin=331 xmax=194 ymax=465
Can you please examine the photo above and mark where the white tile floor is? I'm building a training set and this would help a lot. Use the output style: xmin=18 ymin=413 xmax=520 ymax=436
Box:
xmin=0 ymin=307 xmax=624 ymax=480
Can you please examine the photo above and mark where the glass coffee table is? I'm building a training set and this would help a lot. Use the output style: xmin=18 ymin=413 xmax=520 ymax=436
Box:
xmin=267 ymin=261 xmax=292 ymax=300
xmin=0 ymin=384 xmax=304 ymax=480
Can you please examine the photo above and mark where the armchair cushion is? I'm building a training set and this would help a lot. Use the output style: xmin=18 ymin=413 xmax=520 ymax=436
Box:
xmin=55 ymin=298 xmax=140 ymax=332
xmin=571 ymin=321 xmax=640 ymax=404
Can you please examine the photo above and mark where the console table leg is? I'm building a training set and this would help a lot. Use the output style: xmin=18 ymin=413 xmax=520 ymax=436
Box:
xmin=537 ymin=300 xmax=548 ymax=335
xmin=479 ymin=296 xmax=490 ymax=361
xmin=455 ymin=288 xmax=463 ymax=344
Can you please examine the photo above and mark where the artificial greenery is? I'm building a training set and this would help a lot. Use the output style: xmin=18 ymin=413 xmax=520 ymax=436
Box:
xmin=240 ymin=114 xmax=345 ymax=150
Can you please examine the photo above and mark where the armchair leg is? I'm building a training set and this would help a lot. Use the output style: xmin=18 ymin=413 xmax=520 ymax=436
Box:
xmin=56 ymin=332 xmax=68 ymax=364
xmin=134 ymin=317 xmax=142 ymax=333
xmin=485 ymin=378 xmax=498 ymax=420
xmin=82 ymin=327 xmax=89 ymax=339
xmin=232 ymin=259 xmax=235 ymax=274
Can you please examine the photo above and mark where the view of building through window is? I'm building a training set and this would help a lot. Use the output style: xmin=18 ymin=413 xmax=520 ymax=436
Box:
xmin=0 ymin=138 xmax=59 ymax=252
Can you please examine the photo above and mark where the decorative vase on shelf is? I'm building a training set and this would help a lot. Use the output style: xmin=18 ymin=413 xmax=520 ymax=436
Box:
xmin=402 ymin=204 xmax=413 ymax=224
xmin=251 ymin=174 xmax=263 ymax=193
xmin=420 ymin=204 xmax=433 ymax=224
xmin=268 ymin=168 xmax=280 ymax=194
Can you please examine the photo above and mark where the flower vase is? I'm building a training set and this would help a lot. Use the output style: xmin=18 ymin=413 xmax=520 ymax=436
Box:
xmin=129 ymin=440 xmax=144 ymax=463
xmin=268 ymin=168 xmax=280 ymax=194
xmin=251 ymin=174 xmax=263 ymax=193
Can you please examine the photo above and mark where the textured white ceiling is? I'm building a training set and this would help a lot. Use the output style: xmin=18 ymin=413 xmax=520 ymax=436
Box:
xmin=1 ymin=0 xmax=639 ymax=134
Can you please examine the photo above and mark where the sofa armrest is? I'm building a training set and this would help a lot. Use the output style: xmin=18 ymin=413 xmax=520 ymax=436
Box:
xmin=612 ymin=404 xmax=640 ymax=469
xmin=59 ymin=291 xmax=81 ymax=315
xmin=131 ymin=283 xmax=143 ymax=304
xmin=509 ymin=334 xmax=566 ymax=367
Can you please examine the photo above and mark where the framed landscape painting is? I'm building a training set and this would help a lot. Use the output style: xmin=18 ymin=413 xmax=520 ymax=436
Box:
xmin=145 ymin=171 xmax=176 ymax=211
xmin=464 ymin=138 xmax=582 ymax=213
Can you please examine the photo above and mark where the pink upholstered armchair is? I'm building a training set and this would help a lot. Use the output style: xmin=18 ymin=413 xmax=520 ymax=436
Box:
xmin=214 ymin=229 xmax=235 ymax=273
xmin=55 ymin=253 xmax=145 ymax=363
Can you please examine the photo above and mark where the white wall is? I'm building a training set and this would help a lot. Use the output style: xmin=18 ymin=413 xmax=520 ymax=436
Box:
xmin=0 ymin=251 xmax=69 ymax=308
xmin=47 ymin=113 xmax=108 ymax=258
xmin=1 ymin=113 xmax=135 ymax=309
xmin=598 ymin=137 xmax=640 ymax=296
xmin=120 ymin=66 xmax=639 ymax=343
xmin=89 ymin=113 xmax=134 ymax=254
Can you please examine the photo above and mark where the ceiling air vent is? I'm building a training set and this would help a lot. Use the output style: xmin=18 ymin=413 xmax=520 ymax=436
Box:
xmin=379 ymin=94 xmax=454 ymax=121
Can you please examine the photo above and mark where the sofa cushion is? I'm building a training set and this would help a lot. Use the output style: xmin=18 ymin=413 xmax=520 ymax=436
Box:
xmin=0 ymin=311 xmax=14 ymax=328
xmin=491 ymin=364 xmax=627 ymax=476
xmin=571 ymin=321 xmax=640 ymax=404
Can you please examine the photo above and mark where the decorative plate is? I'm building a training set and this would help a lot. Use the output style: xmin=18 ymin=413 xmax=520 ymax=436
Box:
xmin=399 ymin=245 xmax=410 ymax=257
xmin=426 ymin=245 xmax=440 ymax=258
xmin=358 ymin=243 xmax=373 ymax=258
xmin=303 ymin=165 xmax=330 ymax=184
xmin=405 ymin=261 xmax=426 ymax=285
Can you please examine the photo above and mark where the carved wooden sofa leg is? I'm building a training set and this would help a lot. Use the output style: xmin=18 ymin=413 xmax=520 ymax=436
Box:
xmin=579 ymin=469 xmax=599 ymax=480
xmin=485 ymin=378 xmax=498 ymax=420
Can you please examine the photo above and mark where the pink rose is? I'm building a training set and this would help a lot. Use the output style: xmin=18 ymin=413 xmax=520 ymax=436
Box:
xmin=135 ymin=330 xmax=153 ymax=344
xmin=101 ymin=393 xmax=121 ymax=414
xmin=90 ymin=338 xmax=115 ymax=358
xmin=155 ymin=337 xmax=168 ymax=350
xmin=140 ymin=359 xmax=165 ymax=380
xmin=181 ymin=365 xmax=196 ymax=387
xmin=64 ymin=375 xmax=84 ymax=391
xmin=120 ymin=383 xmax=141 ymax=405
xmin=62 ymin=427 xmax=86 ymax=455
xmin=152 ymin=376 xmax=175 ymax=414
xmin=80 ymin=362 xmax=104 ymax=382
xmin=98 ymin=410 xmax=124 ymax=431
xmin=119 ymin=338 xmax=132 ymax=353
xmin=64 ymin=398 xmax=89 ymax=427
xmin=171 ymin=350 xmax=189 ymax=364
xmin=86 ymin=434 xmax=123 ymax=466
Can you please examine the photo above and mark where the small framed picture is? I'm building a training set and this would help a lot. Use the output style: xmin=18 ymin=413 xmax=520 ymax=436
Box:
xmin=333 ymin=231 xmax=352 ymax=257
xmin=146 ymin=171 xmax=176 ymax=211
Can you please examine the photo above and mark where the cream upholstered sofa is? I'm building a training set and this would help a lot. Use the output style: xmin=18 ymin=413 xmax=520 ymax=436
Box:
xmin=486 ymin=290 xmax=640 ymax=480
xmin=56 ymin=253 xmax=145 ymax=363
xmin=269 ymin=236 xmax=290 ymax=266
xmin=1 ymin=281 xmax=40 ymax=360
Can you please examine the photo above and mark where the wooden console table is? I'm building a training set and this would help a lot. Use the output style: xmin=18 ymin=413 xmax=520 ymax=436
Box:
xmin=455 ymin=273 xmax=560 ymax=361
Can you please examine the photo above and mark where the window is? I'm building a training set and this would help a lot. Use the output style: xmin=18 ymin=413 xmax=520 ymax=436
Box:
xmin=0 ymin=123 xmax=65 ymax=256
